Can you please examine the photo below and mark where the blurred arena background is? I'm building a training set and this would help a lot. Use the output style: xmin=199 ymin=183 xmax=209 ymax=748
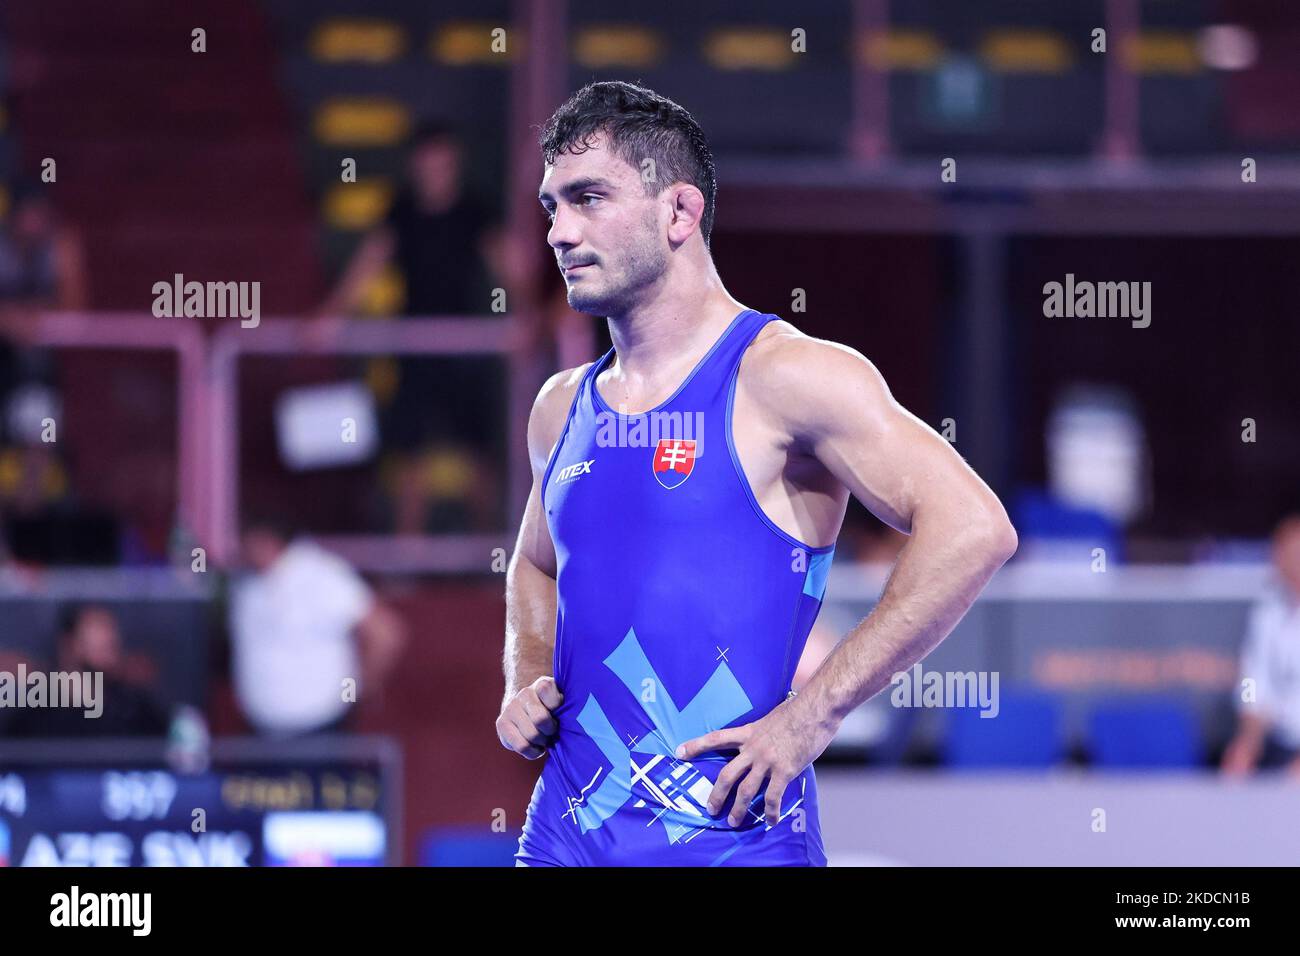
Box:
xmin=1 ymin=0 xmax=1299 ymax=866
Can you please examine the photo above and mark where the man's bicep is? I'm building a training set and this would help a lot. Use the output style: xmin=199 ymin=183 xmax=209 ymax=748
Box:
xmin=512 ymin=476 xmax=557 ymax=579
xmin=514 ymin=365 xmax=588 ymax=578
xmin=796 ymin=345 xmax=994 ymax=533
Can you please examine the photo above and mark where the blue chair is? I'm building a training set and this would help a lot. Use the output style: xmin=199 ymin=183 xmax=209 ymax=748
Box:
xmin=942 ymin=687 xmax=1065 ymax=768
xmin=1087 ymin=698 xmax=1201 ymax=769
xmin=420 ymin=827 xmax=520 ymax=867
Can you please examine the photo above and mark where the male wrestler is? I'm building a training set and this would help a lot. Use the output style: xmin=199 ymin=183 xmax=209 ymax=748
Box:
xmin=498 ymin=81 xmax=1017 ymax=866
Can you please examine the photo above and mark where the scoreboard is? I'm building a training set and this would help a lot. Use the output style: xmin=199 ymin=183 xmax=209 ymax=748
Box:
xmin=0 ymin=737 xmax=398 ymax=867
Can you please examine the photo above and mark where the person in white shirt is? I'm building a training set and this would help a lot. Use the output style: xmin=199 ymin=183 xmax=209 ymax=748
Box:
xmin=230 ymin=517 xmax=405 ymax=737
xmin=1222 ymin=515 xmax=1300 ymax=777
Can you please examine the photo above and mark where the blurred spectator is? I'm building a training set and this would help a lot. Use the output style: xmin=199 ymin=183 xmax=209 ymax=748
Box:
xmin=1221 ymin=514 xmax=1300 ymax=777
xmin=0 ymin=437 xmax=121 ymax=567
xmin=230 ymin=515 xmax=406 ymax=737
xmin=318 ymin=120 xmax=501 ymax=320
xmin=1012 ymin=385 xmax=1140 ymax=563
xmin=4 ymin=604 xmax=171 ymax=737
xmin=0 ymin=183 xmax=90 ymax=564
xmin=1045 ymin=385 xmax=1147 ymax=527
xmin=0 ymin=182 xmax=88 ymax=313
xmin=313 ymin=122 xmax=507 ymax=534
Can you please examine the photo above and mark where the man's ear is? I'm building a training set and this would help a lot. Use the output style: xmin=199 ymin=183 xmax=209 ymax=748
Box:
xmin=666 ymin=184 xmax=705 ymax=246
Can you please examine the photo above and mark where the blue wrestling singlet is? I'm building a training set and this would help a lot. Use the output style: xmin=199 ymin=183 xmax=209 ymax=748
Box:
xmin=515 ymin=308 xmax=835 ymax=867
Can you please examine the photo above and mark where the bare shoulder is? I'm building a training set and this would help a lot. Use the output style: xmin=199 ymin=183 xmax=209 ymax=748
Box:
xmin=527 ymin=363 xmax=593 ymax=469
xmin=740 ymin=320 xmax=895 ymax=431
xmin=534 ymin=363 xmax=591 ymax=414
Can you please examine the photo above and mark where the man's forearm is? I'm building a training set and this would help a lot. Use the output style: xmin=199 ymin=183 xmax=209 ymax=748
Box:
xmin=356 ymin=603 xmax=406 ymax=694
xmin=320 ymin=229 xmax=393 ymax=316
xmin=1232 ymin=712 xmax=1270 ymax=750
xmin=502 ymin=554 xmax=558 ymax=707
xmin=798 ymin=511 xmax=1015 ymax=725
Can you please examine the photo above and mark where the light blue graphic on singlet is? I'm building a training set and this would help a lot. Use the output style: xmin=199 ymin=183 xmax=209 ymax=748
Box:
xmin=803 ymin=550 xmax=834 ymax=600
xmin=607 ymin=627 xmax=753 ymax=759
xmin=567 ymin=694 xmax=630 ymax=833
xmin=566 ymin=627 xmax=753 ymax=845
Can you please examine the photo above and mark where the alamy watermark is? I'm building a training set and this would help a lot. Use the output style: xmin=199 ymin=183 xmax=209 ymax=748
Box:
xmin=50 ymin=886 xmax=151 ymax=936
xmin=0 ymin=664 xmax=103 ymax=718
xmin=890 ymin=662 xmax=1000 ymax=718
xmin=1042 ymin=273 xmax=1150 ymax=328
xmin=151 ymin=273 xmax=260 ymax=328
xmin=595 ymin=408 xmax=705 ymax=453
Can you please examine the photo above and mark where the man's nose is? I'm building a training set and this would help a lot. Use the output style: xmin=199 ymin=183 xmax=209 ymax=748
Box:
xmin=547 ymin=204 xmax=581 ymax=250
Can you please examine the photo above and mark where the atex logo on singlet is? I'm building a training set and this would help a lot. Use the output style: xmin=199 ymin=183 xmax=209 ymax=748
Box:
xmin=555 ymin=459 xmax=594 ymax=483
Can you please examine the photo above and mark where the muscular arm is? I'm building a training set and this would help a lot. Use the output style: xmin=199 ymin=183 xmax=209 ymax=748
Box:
xmin=502 ymin=480 xmax=558 ymax=707
xmin=680 ymin=333 xmax=1017 ymax=826
xmin=497 ymin=366 xmax=586 ymax=758
xmin=772 ymin=335 xmax=1018 ymax=724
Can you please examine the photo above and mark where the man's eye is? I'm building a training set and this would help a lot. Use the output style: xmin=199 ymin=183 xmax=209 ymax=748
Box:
xmin=582 ymin=195 xmax=602 ymax=207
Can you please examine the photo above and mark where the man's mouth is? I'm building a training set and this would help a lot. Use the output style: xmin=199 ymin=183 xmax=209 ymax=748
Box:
xmin=563 ymin=262 xmax=594 ymax=274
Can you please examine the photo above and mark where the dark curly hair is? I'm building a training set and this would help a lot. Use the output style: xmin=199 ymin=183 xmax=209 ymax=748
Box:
xmin=539 ymin=80 xmax=717 ymax=247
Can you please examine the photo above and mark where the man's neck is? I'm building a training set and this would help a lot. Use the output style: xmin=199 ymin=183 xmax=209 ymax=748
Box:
xmin=604 ymin=271 xmax=744 ymax=384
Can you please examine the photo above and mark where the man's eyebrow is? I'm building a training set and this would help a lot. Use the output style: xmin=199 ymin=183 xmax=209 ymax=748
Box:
xmin=538 ymin=176 xmax=616 ymax=203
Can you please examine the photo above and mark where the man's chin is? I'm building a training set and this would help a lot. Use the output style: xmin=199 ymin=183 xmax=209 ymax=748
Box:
xmin=566 ymin=288 xmax=614 ymax=317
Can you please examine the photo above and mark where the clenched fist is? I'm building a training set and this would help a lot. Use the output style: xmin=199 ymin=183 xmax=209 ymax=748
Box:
xmin=496 ymin=676 xmax=564 ymax=759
